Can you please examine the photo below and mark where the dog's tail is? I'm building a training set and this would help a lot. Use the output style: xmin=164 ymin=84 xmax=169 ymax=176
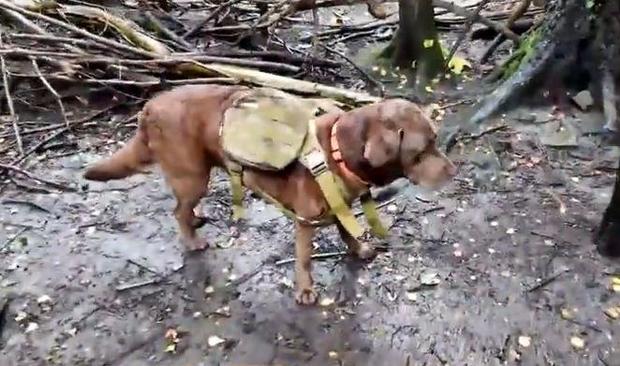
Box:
xmin=83 ymin=113 xmax=153 ymax=182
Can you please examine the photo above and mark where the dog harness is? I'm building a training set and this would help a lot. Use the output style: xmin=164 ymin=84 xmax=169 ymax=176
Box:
xmin=219 ymin=87 xmax=387 ymax=239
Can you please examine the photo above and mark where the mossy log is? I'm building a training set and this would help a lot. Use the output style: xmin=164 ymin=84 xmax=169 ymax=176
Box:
xmin=469 ymin=0 xmax=620 ymax=125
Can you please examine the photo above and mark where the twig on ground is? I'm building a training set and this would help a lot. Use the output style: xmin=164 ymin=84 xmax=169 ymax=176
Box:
xmin=115 ymin=264 xmax=184 ymax=292
xmin=0 ymin=164 xmax=76 ymax=192
xmin=433 ymin=0 xmax=521 ymax=43
xmin=457 ymin=124 xmax=508 ymax=142
xmin=445 ymin=0 xmax=491 ymax=68
xmin=2 ymin=199 xmax=54 ymax=215
xmin=320 ymin=44 xmax=385 ymax=96
xmin=127 ymin=258 xmax=161 ymax=276
xmin=30 ymin=59 xmax=70 ymax=127
xmin=525 ymin=267 xmax=569 ymax=293
xmin=10 ymin=128 xmax=69 ymax=167
xmin=275 ymin=251 xmax=348 ymax=266
xmin=0 ymin=32 xmax=24 ymax=155
xmin=1 ymin=226 xmax=29 ymax=251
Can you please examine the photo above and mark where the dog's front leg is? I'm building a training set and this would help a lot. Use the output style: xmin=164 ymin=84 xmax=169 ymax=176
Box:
xmin=294 ymin=222 xmax=318 ymax=305
xmin=336 ymin=223 xmax=376 ymax=260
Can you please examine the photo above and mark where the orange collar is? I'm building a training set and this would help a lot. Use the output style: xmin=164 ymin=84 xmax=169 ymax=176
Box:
xmin=330 ymin=121 xmax=369 ymax=188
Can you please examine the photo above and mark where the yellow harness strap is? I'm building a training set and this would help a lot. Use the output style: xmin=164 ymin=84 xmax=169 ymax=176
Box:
xmin=225 ymin=161 xmax=245 ymax=220
xmin=360 ymin=193 xmax=388 ymax=238
xmin=299 ymin=120 xmax=365 ymax=239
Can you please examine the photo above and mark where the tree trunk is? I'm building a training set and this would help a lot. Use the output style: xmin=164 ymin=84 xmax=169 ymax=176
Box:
xmin=467 ymin=0 xmax=620 ymax=126
xmin=381 ymin=0 xmax=444 ymax=88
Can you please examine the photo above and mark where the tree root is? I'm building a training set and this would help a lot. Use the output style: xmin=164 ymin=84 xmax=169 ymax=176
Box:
xmin=469 ymin=0 xmax=590 ymax=125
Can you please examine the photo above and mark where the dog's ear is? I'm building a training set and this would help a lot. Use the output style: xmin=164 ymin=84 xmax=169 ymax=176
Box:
xmin=362 ymin=101 xmax=430 ymax=167
xmin=362 ymin=104 xmax=402 ymax=167
xmin=363 ymin=125 xmax=401 ymax=167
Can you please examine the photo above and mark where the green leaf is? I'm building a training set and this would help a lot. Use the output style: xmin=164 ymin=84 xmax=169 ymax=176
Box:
xmin=423 ymin=39 xmax=435 ymax=48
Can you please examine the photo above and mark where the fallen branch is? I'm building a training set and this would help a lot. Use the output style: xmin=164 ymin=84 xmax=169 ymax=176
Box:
xmin=144 ymin=11 xmax=192 ymax=51
xmin=30 ymin=58 xmax=69 ymax=127
xmin=58 ymin=4 xmax=171 ymax=56
xmin=433 ymin=0 xmax=521 ymax=43
xmin=321 ymin=44 xmax=385 ymax=96
xmin=183 ymin=0 xmax=244 ymax=39
xmin=0 ymin=48 xmax=302 ymax=74
xmin=0 ymin=0 xmax=159 ymax=58
xmin=203 ymin=63 xmax=379 ymax=104
xmin=0 ymin=32 xmax=24 ymax=155
xmin=445 ymin=0 xmax=491 ymax=68
xmin=0 ymin=163 xmax=76 ymax=191
xmin=275 ymin=251 xmax=348 ymax=265
xmin=481 ymin=0 xmax=532 ymax=63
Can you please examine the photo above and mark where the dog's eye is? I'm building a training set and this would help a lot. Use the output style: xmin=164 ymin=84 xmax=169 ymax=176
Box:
xmin=412 ymin=154 xmax=422 ymax=164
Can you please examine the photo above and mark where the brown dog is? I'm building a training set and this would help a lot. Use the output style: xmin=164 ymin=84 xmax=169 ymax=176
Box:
xmin=84 ymin=85 xmax=456 ymax=304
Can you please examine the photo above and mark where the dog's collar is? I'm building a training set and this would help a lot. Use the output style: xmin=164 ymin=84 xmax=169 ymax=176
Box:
xmin=330 ymin=121 xmax=369 ymax=188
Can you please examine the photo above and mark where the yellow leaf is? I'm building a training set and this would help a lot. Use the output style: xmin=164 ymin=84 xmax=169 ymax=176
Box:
xmin=423 ymin=39 xmax=434 ymax=48
xmin=411 ymin=60 xmax=417 ymax=69
xmin=164 ymin=343 xmax=177 ymax=354
xmin=570 ymin=336 xmax=585 ymax=350
xmin=425 ymin=85 xmax=433 ymax=93
xmin=604 ymin=306 xmax=620 ymax=319
xmin=447 ymin=55 xmax=472 ymax=75
xmin=560 ymin=307 xmax=576 ymax=320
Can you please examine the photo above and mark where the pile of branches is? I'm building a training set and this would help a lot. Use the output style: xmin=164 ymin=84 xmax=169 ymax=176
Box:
xmin=0 ymin=0 xmax=545 ymax=178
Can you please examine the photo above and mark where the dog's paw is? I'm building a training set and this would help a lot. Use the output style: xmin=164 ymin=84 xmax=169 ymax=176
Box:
xmin=355 ymin=242 xmax=376 ymax=260
xmin=182 ymin=238 xmax=209 ymax=252
xmin=295 ymin=287 xmax=318 ymax=305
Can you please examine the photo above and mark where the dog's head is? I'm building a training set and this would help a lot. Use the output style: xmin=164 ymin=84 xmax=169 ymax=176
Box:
xmin=361 ymin=98 xmax=457 ymax=189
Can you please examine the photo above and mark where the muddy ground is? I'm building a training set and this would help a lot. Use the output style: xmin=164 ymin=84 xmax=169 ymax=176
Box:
xmin=1 ymin=2 xmax=620 ymax=366
xmin=1 ymin=104 xmax=620 ymax=366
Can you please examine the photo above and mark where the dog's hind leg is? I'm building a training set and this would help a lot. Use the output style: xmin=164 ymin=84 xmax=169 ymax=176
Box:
xmin=167 ymin=169 xmax=212 ymax=251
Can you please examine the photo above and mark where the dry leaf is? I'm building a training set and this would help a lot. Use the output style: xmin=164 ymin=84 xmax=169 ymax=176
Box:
xmin=208 ymin=335 xmax=226 ymax=347
xmin=420 ymin=272 xmax=440 ymax=286
xmin=423 ymin=39 xmax=435 ymax=48
xmin=319 ymin=297 xmax=335 ymax=307
xmin=570 ymin=336 xmax=585 ymax=350
xmin=14 ymin=311 xmax=28 ymax=323
xmin=328 ymin=351 xmax=339 ymax=359
xmin=560 ymin=307 xmax=576 ymax=320
xmin=25 ymin=322 xmax=39 ymax=333
xmin=37 ymin=295 xmax=52 ymax=304
xmin=518 ymin=335 xmax=531 ymax=348
xmin=164 ymin=343 xmax=177 ymax=354
xmin=604 ymin=306 xmax=619 ymax=319
xmin=406 ymin=292 xmax=418 ymax=301
xmin=204 ymin=286 xmax=215 ymax=295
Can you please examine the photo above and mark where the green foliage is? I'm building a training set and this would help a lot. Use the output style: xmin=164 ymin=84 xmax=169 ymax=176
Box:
xmin=499 ymin=27 xmax=542 ymax=80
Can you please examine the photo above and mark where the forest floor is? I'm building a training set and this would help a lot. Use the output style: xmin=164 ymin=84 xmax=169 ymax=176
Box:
xmin=1 ymin=1 xmax=619 ymax=365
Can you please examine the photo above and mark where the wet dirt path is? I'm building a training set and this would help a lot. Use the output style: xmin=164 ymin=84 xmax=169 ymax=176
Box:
xmin=1 ymin=107 xmax=619 ymax=366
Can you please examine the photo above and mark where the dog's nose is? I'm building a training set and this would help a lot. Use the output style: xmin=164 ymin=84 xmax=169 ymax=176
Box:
xmin=446 ymin=162 xmax=458 ymax=177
